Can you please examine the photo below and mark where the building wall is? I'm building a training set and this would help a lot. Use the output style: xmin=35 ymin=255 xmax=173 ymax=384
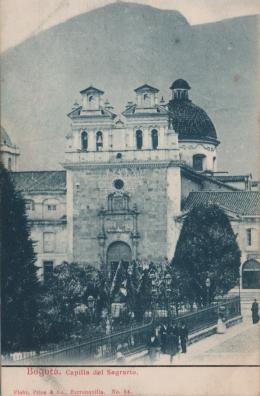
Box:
xmin=69 ymin=162 xmax=181 ymax=269
xmin=227 ymin=217 xmax=260 ymax=288
xmin=22 ymin=191 xmax=68 ymax=276
xmin=179 ymin=142 xmax=217 ymax=172
xmin=0 ymin=145 xmax=20 ymax=171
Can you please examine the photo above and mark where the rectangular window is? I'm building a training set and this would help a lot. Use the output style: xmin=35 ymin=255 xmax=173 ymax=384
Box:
xmin=246 ymin=229 xmax=252 ymax=246
xmin=43 ymin=232 xmax=55 ymax=252
xmin=25 ymin=200 xmax=35 ymax=211
xmin=193 ymin=156 xmax=203 ymax=171
xmin=43 ymin=261 xmax=54 ymax=284
xmin=47 ymin=204 xmax=57 ymax=211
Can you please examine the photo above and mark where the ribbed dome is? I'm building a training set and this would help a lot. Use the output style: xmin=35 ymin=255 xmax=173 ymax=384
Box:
xmin=0 ymin=126 xmax=13 ymax=146
xmin=168 ymin=99 xmax=218 ymax=143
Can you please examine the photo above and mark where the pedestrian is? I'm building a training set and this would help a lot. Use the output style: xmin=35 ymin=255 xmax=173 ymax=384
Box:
xmin=251 ymin=299 xmax=259 ymax=324
xmin=179 ymin=321 xmax=189 ymax=353
xmin=159 ymin=323 xmax=167 ymax=353
xmin=147 ymin=332 xmax=160 ymax=363
xmin=166 ymin=327 xmax=179 ymax=364
xmin=116 ymin=344 xmax=125 ymax=364
xmin=217 ymin=313 xmax=226 ymax=334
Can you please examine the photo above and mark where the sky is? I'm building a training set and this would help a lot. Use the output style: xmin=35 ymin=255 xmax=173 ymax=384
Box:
xmin=1 ymin=0 xmax=259 ymax=52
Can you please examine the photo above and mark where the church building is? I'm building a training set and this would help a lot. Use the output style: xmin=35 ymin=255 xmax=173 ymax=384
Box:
xmin=3 ymin=79 xmax=260 ymax=289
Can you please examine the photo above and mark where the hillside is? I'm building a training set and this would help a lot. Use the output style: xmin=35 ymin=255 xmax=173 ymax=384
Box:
xmin=1 ymin=2 xmax=259 ymax=175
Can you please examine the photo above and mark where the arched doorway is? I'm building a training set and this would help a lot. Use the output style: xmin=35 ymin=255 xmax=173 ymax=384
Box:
xmin=107 ymin=241 xmax=132 ymax=278
xmin=242 ymin=259 xmax=260 ymax=289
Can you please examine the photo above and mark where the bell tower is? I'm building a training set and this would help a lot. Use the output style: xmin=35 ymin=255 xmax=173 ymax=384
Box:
xmin=80 ymin=86 xmax=104 ymax=111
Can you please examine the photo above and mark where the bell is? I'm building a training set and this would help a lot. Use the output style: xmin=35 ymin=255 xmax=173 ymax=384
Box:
xmin=96 ymin=134 xmax=103 ymax=143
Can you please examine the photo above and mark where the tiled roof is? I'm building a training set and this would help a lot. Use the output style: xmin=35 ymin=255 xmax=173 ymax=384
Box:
xmin=180 ymin=165 xmax=239 ymax=191
xmin=183 ymin=191 xmax=260 ymax=216
xmin=11 ymin=171 xmax=66 ymax=192
xmin=168 ymin=99 xmax=218 ymax=143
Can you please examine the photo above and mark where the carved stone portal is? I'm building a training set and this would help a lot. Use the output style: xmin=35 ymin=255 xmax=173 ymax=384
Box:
xmin=97 ymin=192 xmax=140 ymax=273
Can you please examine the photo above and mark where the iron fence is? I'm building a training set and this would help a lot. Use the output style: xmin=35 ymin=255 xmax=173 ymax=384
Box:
xmin=4 ymin=296 xmax=241 ymax=365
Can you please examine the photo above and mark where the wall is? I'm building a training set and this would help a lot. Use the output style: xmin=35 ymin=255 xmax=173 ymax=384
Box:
xmin=179 ymin=142 xmax=217 ymax=172
xmin=22 ymin=191 xmax=68 ymax=277
xmin=69 ymin=162 xmax=181 ymax=269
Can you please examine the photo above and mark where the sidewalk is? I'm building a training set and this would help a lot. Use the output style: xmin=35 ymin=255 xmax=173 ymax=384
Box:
xmin=126 ymin=319 xmax=260 ymax=365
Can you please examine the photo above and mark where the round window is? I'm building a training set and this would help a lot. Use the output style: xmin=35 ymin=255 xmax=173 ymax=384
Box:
xmin=113 ymin=179 xmax=124 ymax=190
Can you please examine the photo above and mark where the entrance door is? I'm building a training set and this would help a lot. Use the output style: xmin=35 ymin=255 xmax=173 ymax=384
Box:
xmin=107 ymin=241 xmax=132 ymax=278
xmin=242 ymin=259 xmax=260 ymax=289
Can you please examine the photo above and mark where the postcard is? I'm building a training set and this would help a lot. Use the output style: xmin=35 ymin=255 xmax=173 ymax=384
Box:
xmin=1 ymin=1 xmax=260 ymax=395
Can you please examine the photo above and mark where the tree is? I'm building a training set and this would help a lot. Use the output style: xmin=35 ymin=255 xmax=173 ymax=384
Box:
xmin=1 ymin=165 xmax=41 ymax=353
xmin=38 ymin=262 xmax=104 ymax=344
xmin=172 ymin=204 xmax=241 ymax=306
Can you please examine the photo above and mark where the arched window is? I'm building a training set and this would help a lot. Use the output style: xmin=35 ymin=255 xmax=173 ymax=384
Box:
xmin=136 ymin=130 xmax=143 ymax=150
xmin=242 ymin=259 xmax=260 ymax=289
xmin=151 ymin=129 xmax=158 ymax=149
xmin=8 ymin=158 xmax=11 ymax=171
xmin=81 ymin=131 xmax=88 ymax=151
xmin=89 ymin=95 xmax=93 ymax=103
xmin=96 ymin=131 xmax=103 ymax=151
xmin=193 ymin=154 xmax=205 ymax=171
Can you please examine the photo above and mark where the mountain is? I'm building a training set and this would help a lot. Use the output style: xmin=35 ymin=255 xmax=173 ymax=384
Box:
xmin=1 ymin=2 xmax=259 ymax=176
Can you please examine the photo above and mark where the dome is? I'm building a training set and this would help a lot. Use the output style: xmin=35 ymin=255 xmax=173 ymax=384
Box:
xmin=170 ymin=79 xmax=191 ymax=90
xmin=168 ymin=98 xmax=218 ymax=143
xmin=0 ymin=126 xmax=13 ymax=147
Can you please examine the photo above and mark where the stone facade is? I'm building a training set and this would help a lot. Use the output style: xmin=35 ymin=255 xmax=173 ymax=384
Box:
xmin=66 ymin=162 xmax=181 ymax=273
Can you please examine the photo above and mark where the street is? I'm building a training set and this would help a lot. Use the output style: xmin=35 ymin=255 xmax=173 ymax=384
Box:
xmin=130 ymin=320 xmax=260 ymax=366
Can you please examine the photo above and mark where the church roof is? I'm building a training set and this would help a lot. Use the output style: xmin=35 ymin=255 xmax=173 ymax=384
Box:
xmin=168 ymin=99 xmax=218 ymax=143
xmin=183 ymin=191 xmax=260 ymax=216
xmin=80 ymin=86 xmax=104 ymax=95
xmin=134 ymin=84 xmax=159 ymax=93
xmin=0 ymin=126 xmax=13 ymax=147
xmin=170 ymin=79 xmax=191 ymax=90
xmin=11 ymin=171 xmax=66 ymax=192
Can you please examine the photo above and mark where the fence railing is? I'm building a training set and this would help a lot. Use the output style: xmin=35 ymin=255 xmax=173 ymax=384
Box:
xmin=4 ymin=296 xmax=241 ymax=365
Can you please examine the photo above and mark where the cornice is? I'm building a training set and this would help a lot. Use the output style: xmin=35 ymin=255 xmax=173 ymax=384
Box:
xmin=179 ymin=138 xmax=220 ymax=147
xmin=62 ymin=159 xmax=182 ymax=170
xmin=22 ymin=190 xmax=66 ymax=196
xmin=28 ymin=218 xmax=67 ymax=226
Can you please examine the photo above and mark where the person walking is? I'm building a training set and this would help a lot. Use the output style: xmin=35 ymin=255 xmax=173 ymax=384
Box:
xmin=251 ymin=299 xmax=259 ymax=324
xmin=179 ymin=322 xmax=188 ymax=353
xmin=166 ymin=325 xmax=179 ymax=363
xmin=147 ymin=333 xmax=160 ymax=363
xmin=159 ymin=323 xmax=167 ymax=354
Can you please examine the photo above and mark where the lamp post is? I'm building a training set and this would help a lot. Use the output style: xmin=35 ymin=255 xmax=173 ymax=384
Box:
xmin=87 ymin=295 xmax=95 ymax=323
xmin=165 ymin=273 xmax=172 ymax=319
xmin=205 ymin=277 xmax=211 ymax=306
xmin=238 ymin=270 xmax=241 ymax=315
